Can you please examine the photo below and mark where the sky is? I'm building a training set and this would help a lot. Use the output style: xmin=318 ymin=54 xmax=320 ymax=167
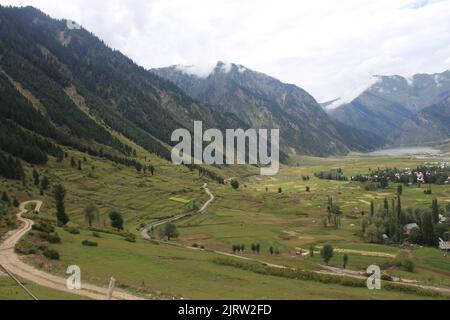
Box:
xmin=2 ymin=0 xmax=450 ymax=104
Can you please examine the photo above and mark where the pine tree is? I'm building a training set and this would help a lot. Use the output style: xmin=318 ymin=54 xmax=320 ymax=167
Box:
xmin=32 ymin=169 xmax=40 ymax=186
xmin=370 ymin=201 xmax=374 ymax=218
xmin=1 ymin=191 xmax=10 ymax=203
xmin=432 ymin=198 xmax=439 ymax=224
xmin=53 ymin=184 xmax=69 ymax=225
xmin=40 ymin=176 xmax=50 ymax=191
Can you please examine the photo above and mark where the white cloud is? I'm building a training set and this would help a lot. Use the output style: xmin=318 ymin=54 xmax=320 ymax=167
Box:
xmin=1 ymin=0 xmax=450 ymax=102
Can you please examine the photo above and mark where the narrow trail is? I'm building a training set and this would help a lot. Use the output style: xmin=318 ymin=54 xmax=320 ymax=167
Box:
xmin=0 ymin=201 xmax=144 ymax=300
xmin=140 ymin=183 xmax=214 ymax=240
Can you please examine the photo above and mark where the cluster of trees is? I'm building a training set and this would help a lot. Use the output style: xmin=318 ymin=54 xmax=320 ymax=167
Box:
xmin=0 ymin=152 xmax=24 ymax=180
xmin=32 ymin=169 xmax=50 ymax=195
xmin=353 ymin=165 xmax=450 ymax=186
xmin=314 ymin=169 xmax=348 ymax=181
xmin=194 ymin=165 xmax=225 ymax=184
xmin=362 ymin=197 xmax=450 ymax=246
xmin=1 ymin=191 xmax=19 ymax=208
xmin=232 ymin=244 xmax=246 ymax=254
xmin=231 ymin=244 xmax=280 ymax=255
xmin=0 ymin=117 xmax=63 ymax=165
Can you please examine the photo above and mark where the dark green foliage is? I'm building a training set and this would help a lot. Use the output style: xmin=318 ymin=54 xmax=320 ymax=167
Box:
xmin=15 ymin=239 xmax=37 ymax=255
xmin=0 ymin=117 xmax=62 ymax=165
xmin=230 ymin=180 xmax=240 ymax=190
xmin=432 ymin=198 xmax=439 ymax=224
xmin=159 ymin=223 xmax=179 ymax=241
xmin=421 ymin=210 xmax=436 ymax=246
xmin=400 ymin=259 xmax=415 ymax=273
xmin=53 ymin=183 xmax=69 ymax=225
xmin=1 ymin=191 xmax=9 ymax=203
xmin=39 ymin=232 xmax=61 ymax=244
xmin=124 ymin=233 xmax=136 ymax=243
xmin=315 ymin=169 xmax=348 ymax=181
xmin=12 ymin=196 xmax=19 ymax=207
xmin=82 ymin=240 xmax=98 ymax=247
xmin=32 ymin=169 xmax=40 ymax=186
xmin=0 ymin=152 xmax=24 ymax=180
xmin=32 ymin=219 xmax=55 ymax=234
xmin=40 ymin=176 xmax=50 ymax=191
xmin=343 ymin=254 xmax=349 ymax=269
xmin=43 ymin=248 xmax=60 ymax=260
xmin=320 ymin=244 xmax=334 ymax=265
xmin=109 ymin=210 xmax=124 ymax=231
xmin=64 ymin=225 xmax=80 ymax=235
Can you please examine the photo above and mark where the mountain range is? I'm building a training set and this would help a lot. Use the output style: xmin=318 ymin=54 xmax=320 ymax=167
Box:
xmin=329 ymin=71 xmax=450 ymax=146
xmin=152 ymin=63 xmax=385 ymax=156
xmin=0 ymin=5 xmax=387 ymax=168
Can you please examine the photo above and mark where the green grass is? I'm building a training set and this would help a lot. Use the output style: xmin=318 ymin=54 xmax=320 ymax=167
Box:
xmin=2 ymin=149 xmax=450 ymax=300
xmin=0 ymin=276 xmax=87 ymax=300
xmin=169 ymin=197 xmax=192 ymax=205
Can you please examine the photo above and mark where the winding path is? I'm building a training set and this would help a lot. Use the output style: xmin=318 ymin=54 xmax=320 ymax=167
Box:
xmin=140 ymin=183 xmax=214 ymax=240
xmin=0 ymin=201 xmax=143 ymax=300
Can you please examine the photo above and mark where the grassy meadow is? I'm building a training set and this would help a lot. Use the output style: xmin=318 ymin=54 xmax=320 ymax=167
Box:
xmin=1 ymin=147 xmax=450 ymax=300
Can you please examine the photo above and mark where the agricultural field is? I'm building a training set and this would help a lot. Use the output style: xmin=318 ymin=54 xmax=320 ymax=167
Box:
xmin=1 ymin=148 xmax=450 ymax=300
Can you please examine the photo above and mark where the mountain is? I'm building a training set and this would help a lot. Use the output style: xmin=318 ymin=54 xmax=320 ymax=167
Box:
xmin=152 ymin=62 xmax=386 ymax=156
xmin=0 ymin=6 xmax=245 ymax=166
xmin=329 ymin=71 xmax=450 ymax=146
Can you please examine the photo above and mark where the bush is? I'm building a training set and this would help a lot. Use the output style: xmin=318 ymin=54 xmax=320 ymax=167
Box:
xmin=82 ymin=240 xmax=98 ymax=247
xmin=92 ymin=232 xmax=101 ymax=238
xmin=230 ymin=180 xmax=240 ymax=190
xmin=40 ymin=232 xmax=61 ymax=244
xmin=32 ymin=220 xmax=55 ymax=233
xmin=15 ymin=240 xmax=37 ymax=255
xmin=64 ymin=225 xmax=80 ymax=235
xmin=43 ymin=248 xmax=60 ymax=260
xmin=400 ymin=259 xmax=415 ymax=273
xmin=124 ymin=233 xmax=136 ymax=243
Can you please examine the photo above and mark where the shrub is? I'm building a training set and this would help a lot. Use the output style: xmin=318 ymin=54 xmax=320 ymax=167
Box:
xmin=230 ymin=180 xmax=240 ymax=190
xmin=15 ymin=240 xmax=37 ymax=255
xmin=43 ymin=248 xmax=60 ymax=260
xmin=40 ymin=232 xmax=61 ymax=244
xmin=92 ymin=232 xmax=101 ymax=238
xmin=82 ymin=240 xmax=98 ymax=247
xmin=124 ymin=233 xmax=136 ymax=243
xmin=32 ymin=220 xmax=55 ymax=233
xmin=400 ymin=259 xmax=415 ymax=273
xmin=64 ymin=225 xmax=80 ymax=235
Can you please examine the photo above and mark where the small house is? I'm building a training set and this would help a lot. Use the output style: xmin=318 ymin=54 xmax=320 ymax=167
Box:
xmin=439 ymin=238 xmax=450 ymax=253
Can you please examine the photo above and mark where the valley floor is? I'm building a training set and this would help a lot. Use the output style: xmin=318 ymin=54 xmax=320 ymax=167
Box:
xmin=1 ymin=149 xmax=450 ymax=300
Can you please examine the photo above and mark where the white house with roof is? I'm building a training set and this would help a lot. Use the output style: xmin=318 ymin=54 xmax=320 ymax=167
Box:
xmin=439 ymin=238 xmax=450 ymax=252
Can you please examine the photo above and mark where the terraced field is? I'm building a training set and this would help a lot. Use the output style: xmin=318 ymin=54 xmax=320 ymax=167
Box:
xmin=1 ymin=149 xmax=450 ymax=299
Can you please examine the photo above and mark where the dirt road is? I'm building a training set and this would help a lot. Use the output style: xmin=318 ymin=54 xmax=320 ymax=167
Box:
xmin=141 ymin=183 xmax=214 ymax=240
xmin=0 ymin=201 xmax=144 ymax=300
